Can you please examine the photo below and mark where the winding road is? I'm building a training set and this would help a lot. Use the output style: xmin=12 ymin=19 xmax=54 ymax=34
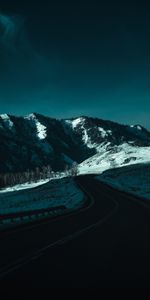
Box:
xmin=0 ymin=175 xmax=150 ymax=288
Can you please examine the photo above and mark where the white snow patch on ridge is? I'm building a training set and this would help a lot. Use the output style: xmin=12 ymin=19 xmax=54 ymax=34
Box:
xmin=0 ymin=114 xmax=14 ymax=129
xmin=81 ymin=126 xmax=95 ymax=148
xmin=25 ymin=113 xmax=35 ymax=120
xmin=130 ymin=125 xmax=142 ymax=131
xmin=72 ymin=117 xmax=85 ymax=129
xmin=98 ymin=127 xmax=112 ymax=138
xmin=65 ymin=117 xmax=95 ymax=148
xmin=36 ymin=121 xmax=47 ymax=140
xmin=65 ymin=118 xmax=113 ymax=149
xmin=137 ymin=126 xmax=142 ymax=131
xmin=98 ymin=127 xmax=107 ymax=138
xmin=65 ymin=117 xmax=85 ymax=129
xmin=25 ymin=113 xmax=47 ymax=140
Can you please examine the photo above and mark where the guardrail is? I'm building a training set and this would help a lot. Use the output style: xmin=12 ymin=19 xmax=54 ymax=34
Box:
xmin=0 ymin=205 xmax=66 ymax=226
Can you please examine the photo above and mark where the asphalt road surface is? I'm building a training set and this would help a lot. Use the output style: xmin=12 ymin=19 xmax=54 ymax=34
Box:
xmin=0 ymin=175 xmax=150 ymax=288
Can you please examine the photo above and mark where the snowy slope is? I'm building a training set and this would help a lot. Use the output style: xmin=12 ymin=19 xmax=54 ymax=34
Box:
xmin=64 ymin=117 xmax=150 ymax=175
xmin=97 ymin=163 xmax=150 ymax=200
xmin=0 ymin=179 xmax=50 ymax=193
xmin=79 ymin=143 xmax=150 ymax=174
xmin=0 ymin=177 xmax=84 ymax=215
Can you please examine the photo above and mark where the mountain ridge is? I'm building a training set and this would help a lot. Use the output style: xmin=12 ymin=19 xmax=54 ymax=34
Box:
xmin=0 ymin=113 xmax=150 ymax=173
xmin=0 ymin=112 xmax=149 ymax=131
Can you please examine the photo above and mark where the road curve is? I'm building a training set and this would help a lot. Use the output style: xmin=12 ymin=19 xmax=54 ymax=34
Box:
xmin=1 ymin=175 xmax=150 ymax=287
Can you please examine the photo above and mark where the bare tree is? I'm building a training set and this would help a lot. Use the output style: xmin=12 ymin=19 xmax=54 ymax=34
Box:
xmin=64 ymin=164 xmax=70 ymax=177
xmin=47 ymin=165 xmax=52 ymax=178
xmin=70 ymin=162 xmax=78 ymax=177
xmin=0 ymin=164 xmax=53 ymax=188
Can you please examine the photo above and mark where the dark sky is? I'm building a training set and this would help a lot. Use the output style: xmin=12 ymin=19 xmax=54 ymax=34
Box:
xmin=0 ymin=0 xmax=150 ymax=128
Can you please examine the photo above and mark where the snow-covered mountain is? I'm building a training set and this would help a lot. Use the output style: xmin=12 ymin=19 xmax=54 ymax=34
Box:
xmin=79 ymin=142 xmax=150 ymax=174
xmin=0 ymin=113 xmax=150 ymax=173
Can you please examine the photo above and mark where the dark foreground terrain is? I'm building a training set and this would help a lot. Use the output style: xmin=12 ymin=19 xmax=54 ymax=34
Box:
xmin=0 ymin=175 xmax=150 ymax=288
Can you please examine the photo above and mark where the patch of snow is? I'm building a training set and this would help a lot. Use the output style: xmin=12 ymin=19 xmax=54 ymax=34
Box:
xmin=0 ymin=114 xmax=14 ymax=129
xmin=25 ymin=113 xmax=47 ymax=140
xmin=36 ymin=121 xmax=47 ymax=140
xmin=137 ymin=125 xmax=142 ymax=131
xmin=65 ymin=117 xmax=85 ymax=129
xmin=98 ymin=127 xmax=108 ymax=138
xmin=72 ymin=117 xmax=85 ymax=129
xmin=0 ymin=172 xmax=68 ymax=194
xmin=1 ymin=114 xmax=9 ymax=120
xmin=24 ymin=113 xmax=35 ymax=120
xmin=82 ymin=127 xmax=89 ymax=144
xmin=107 ymin=130 xmax=112 ymax=135
xmin=65 ymin=117 xmax=95 ymax=148
xmin=130 ymin=125 xmax=142 ymax=131
xmin=0 ymin=177 xmax=84 ymax=215
xmin=0 ymin=179 xmax=50 ymax=194
xmin=64 ymin=120 xmax=72 ymax=126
